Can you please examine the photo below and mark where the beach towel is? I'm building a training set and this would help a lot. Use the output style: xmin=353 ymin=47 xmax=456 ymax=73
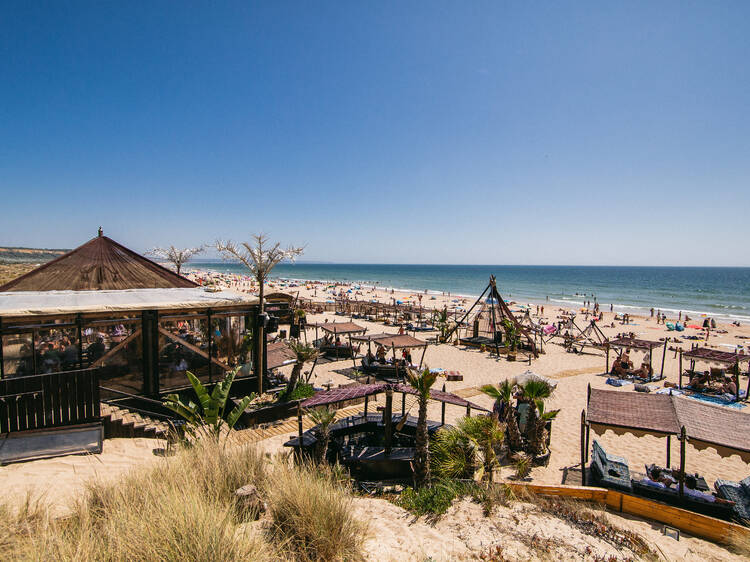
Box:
xmin=606 ymin=378 xmax=633 ymax=387
xmin=666 ymin=322 xmax=675 ymax=331
xmin=685 ymin=391 xmax=747 ymax=410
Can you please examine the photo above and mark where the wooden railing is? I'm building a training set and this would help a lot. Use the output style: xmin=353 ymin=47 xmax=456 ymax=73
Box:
xmin=0 ymin=369 xmax=100 ymax=433
xmin=508 ymin=482 xmax=750 ymax=545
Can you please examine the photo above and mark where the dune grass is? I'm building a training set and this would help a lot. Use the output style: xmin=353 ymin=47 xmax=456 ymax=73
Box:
xmin=0 ymin=440 xmax=367 ymax=561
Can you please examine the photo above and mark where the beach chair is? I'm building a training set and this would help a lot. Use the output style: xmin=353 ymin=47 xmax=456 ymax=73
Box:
xmin=589 ymin=440 xmax=632 ymax=492
xmin=715 ymin=476 xmax=750 ymax=523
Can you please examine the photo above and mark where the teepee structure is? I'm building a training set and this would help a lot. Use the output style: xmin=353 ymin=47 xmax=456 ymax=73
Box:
xmin=445 ymin=275 xmax=537 ymax=357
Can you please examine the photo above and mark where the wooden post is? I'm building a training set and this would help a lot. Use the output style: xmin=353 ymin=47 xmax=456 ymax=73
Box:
xmin=660 ymin=338 xmax=668 ymax=380
xmin=364 ymin=395 xmax=368 ymax=417
xmin=297 ymin=403 xmax=303 ymax=457
xmin=679 ymin=426 xmax=686 ymax=498
xmin=734 ymin=359 xmax=740 ymax=402
xmin=402 ymin=391 xmax=406 ymax=415
xmin=580 ymin=410 xmax=587 ymax=486
xmin=585 ymin=423 xmax=590 ymax=462
xmin=384 ymin=387 xmax=393 ymax=455
xmin=441 ymin=383 xmax=446 ymax=425
xmin=466 ymin=404 xmax=471 ymax=417
xmin=349 ymin=334 xmax=356 ymax=368
xmin=418 ymin=344 xmax=427 ymax=369
xmin=666 ymin=435 xmax=671 ymax=468
xmin=746 ymin=362 xmax=750 ymax=403
xmin=605 ymin=345 xmax=610 ymax=374
xmin=679 ymin=350 xmax=683 ymax=389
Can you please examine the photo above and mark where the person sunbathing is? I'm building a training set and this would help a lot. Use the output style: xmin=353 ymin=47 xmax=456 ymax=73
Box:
xmin=689 ymin=370 xmax=710 ymax=391
xmin=612 ymin=357 xmax=630 ymax=378
xmin=720 ymin=376 xmax=737 ymax=395
xmin=635 ymin=361 xmax=653 ymax=379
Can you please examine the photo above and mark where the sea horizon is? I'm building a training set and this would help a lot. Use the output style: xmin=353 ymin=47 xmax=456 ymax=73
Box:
xmin=188 ymin=262 xmax=750 ymax=325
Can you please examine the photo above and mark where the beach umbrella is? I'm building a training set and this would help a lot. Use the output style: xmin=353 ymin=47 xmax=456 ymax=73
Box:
xmin=513 ymin=370 xmax=558 ymax=390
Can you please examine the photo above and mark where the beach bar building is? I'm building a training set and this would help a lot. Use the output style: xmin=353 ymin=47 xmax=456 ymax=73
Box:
xmin=0 ymin=231 xmax=265 ymax=461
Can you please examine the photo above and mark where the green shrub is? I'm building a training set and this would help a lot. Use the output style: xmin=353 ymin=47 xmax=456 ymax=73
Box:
xmin=278 ymin=382 xmax=315 ymax=402
xmin=397 ymin=479 xmax=475 ymax=518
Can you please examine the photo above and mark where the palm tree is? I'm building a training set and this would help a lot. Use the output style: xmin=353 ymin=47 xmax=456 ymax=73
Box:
xmin=146 ymin=245 xmax=205 ymax=276
xmin=520 ymin=379 xmax=554 ymax=449
xmin=287 ymin=340 xmax=320 ymax=392
xmin=480 ymin=379 xmax=523 ymax=451
xmin=456 ymin=415 xmax=504 ymax=483
xmin=434 ymin=307 xmax=449 ymax=341
xmin=531 ymin=400 xmax=560 ymax=455
xmin=406 ymin=367 xmax=438 ymax=488
xmin=308 ymin=406 xmax=336 ymax=463
xmin=216 ymin=234 xmax=304 ymax=395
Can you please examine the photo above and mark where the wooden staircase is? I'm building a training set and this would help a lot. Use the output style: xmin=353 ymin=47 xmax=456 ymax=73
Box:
xmin=100 ymin=402 xmax=173 ymax=440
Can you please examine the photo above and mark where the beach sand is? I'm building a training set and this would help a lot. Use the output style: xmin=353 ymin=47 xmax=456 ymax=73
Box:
xmin=2 ymin=270 xmax=749 ymax=559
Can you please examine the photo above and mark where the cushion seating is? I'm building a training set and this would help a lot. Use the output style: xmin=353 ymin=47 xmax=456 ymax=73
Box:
xmin=589 ymin=440 xmax=632 ymax=492
xmin=715 ymin=478 xmax=750 ymax=522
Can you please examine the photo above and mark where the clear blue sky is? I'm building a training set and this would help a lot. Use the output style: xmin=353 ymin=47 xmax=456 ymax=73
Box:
xmin=1 ymin=2 xmax=748 ymax=266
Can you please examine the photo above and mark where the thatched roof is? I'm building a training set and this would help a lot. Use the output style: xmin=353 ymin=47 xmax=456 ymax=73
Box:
xmin=309 ymin=321 xmax=366 ymax=335
xmin=0 ymin=232 xmax=196 ymax=292
xmin=267 ymin=341 xmax=297 ymax=370
xmin=682 ymin=347 xmax=750 ymax=366
xmin=301 ymin=382 xmax=487 ymax=411
xmin=351 ymin=333 xmax=428 ymax=348
xmin=587 ymin=387 xmax=750 ymax=458
xmin=608 ymin=337 xmax=664 ymax=351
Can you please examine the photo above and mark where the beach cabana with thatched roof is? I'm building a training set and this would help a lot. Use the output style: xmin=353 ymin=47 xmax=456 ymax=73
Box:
xmin=606 ymin=336 xmax=668 ymax=380
xmin=582 ymin=387 xmax=750 ymax=493
xmin=679 ymin=346 xmax=750 ymax=402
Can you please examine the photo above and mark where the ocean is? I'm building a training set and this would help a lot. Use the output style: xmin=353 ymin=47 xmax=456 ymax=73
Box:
xmin=189 ymin=263 xmax=750 ymax=324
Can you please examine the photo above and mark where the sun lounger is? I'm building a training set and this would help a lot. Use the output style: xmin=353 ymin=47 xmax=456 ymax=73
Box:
xmin=589 ymin=440 xmax=632 ymax=492
xmin=715 ymin=476 xmax=750 ymax=522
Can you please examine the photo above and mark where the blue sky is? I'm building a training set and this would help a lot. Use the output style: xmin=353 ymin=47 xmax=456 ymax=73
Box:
xmin=1 ymin=2 xmax=748 ymax=265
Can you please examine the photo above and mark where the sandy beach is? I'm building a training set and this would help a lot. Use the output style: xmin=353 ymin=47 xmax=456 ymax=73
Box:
xmin=2 ymin=269 xmax=749 ymax=560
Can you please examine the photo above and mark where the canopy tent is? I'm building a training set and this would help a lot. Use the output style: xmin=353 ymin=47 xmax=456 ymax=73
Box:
xmin=0 ymin=229 xmax=196 ymax=292
xmin=679 ymin=346 xmax=750 ymax=402
xmin=581 ymin=386 xmax=750 ymax=494
xmin=445 ymin=275 xmax=537 ymax=357
xmin=606 ymin=336 xmax=669 ymax=381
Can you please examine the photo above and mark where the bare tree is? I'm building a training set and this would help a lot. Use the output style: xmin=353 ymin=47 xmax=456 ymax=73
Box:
xmin=147 ymin=245 xmax=205 ymax=276
xmin=215 ymin=233 xmax=304 ymax=394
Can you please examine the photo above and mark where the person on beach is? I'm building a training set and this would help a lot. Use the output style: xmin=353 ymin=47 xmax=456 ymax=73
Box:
xmin=689 ymin=371 xmax=710 ymax=391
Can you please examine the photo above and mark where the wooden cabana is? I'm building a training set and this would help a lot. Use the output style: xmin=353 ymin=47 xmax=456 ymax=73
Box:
xmin=307 ymin=321 xmax=367 ymax=360
xmin=679 ymin=347 xmax=750 ymax=402
xmin=292 ymin=382 xmax=488 ymax=455
xmin=581 ymin=387 xmax=750 ymax=496
xmin=606 ymin=336 xmax=668 ymax=381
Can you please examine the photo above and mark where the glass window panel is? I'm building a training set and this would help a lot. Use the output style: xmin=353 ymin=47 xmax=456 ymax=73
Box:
xmin=158 ymin=317 xmax=210 ymax=391
xmin=35 ymin=326 xmax=79 ymax=374
xmin=2 ymin=332 xmax=34 ymax=377
xmin=83 ymin=319 xmax=143 ymax=398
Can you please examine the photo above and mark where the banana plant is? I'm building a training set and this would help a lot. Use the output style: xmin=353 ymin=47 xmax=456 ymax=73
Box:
xmin=164 ymin=367 xmax=253 ymax=441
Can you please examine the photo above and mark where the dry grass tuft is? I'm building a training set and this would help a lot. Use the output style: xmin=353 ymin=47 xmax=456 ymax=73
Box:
xmin=267 ymin=461 xmax=368 ymax=561
xmin=0 ymin=440 xmax=367 ymax=561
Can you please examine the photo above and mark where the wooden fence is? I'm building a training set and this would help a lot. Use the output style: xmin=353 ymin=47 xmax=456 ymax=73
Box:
xmin=0 ymin=369 xmax=100 ymax=433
